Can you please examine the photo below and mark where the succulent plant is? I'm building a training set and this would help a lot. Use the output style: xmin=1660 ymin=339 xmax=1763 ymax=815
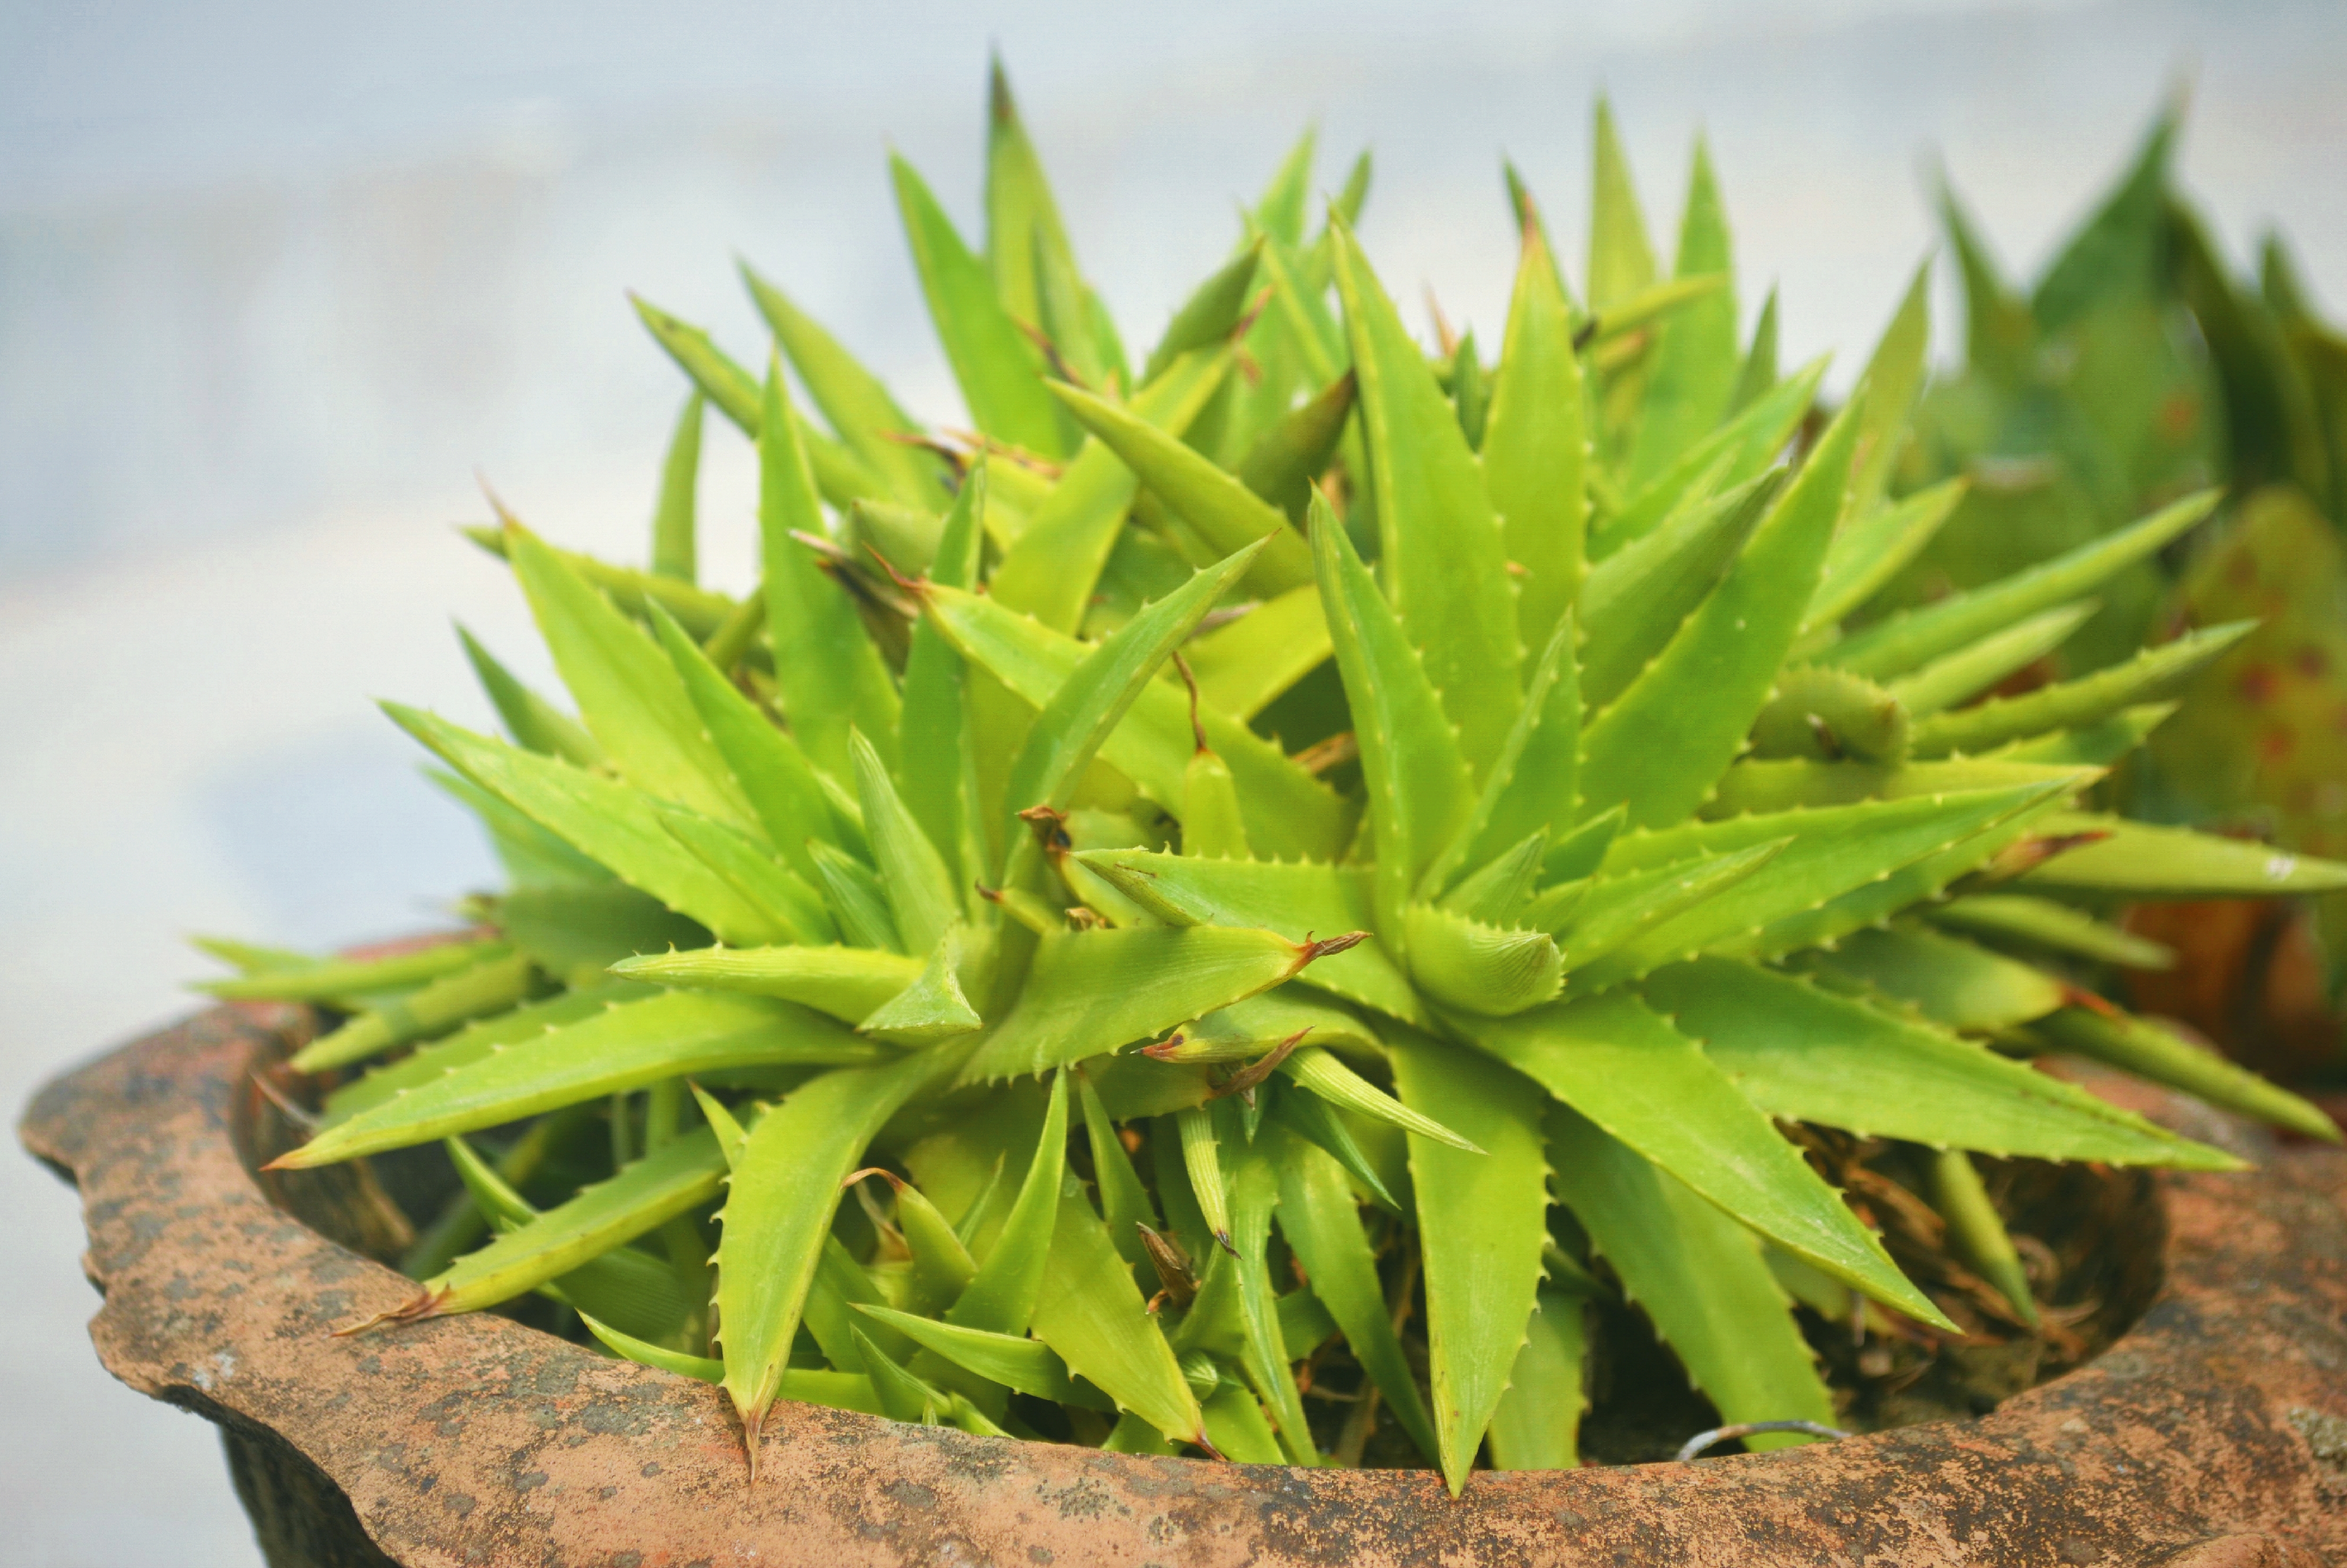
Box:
xmin=216 ymin=69 xmax=2347 ymax=1490
xmin=1916 ymin=101 xmax=2347 ymax=1032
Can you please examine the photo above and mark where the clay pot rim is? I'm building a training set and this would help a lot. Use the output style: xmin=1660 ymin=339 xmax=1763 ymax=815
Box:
xmin=22 ymin=1003 xmax=2347 ymax=1566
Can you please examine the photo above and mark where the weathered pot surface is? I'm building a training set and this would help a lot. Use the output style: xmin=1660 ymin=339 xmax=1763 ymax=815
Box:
xmin=21 ymin=1002 xmax=2347 ymax=1567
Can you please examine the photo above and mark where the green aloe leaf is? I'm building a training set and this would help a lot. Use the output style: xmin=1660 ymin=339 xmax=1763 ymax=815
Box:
xmin=1441 ymin=615 xmax=1582 ymax=890
xmin=1437 ymin=828 xmax=1550 ymax=926
xmin=1790 ymin=924 xmax=2065 ymax=1031
xmin=1593 ymin=361 xmax=1821 ymax=558
xmin=1825 ymin=490 xmax=2219 ymax=680
xmin=1279 ymin=1047 xmax=1478 ymax=1152
xmin=2020 ymin=813 xmax=2347 ymax=896
xmin=1272 ymin=1128 xmax=1439 ymax=1461
xmin=757 ymin=359 xmax=902 ymax=781
xmin=808 ymin=840 xmax=904 ymax=952
xmin=1994 ymin=705 xmax=2176 ymax=766
xmin=1001 ymin=540 xmax=1265 ymax=843
xmin=1200 ymin=1380 xmax=1286 ymax=1463
xmin=1270 ymin=1083 xmax=1401 ymax=1213
xmin=655 ymin=805 xmax=834 ymax=948
xmin=2032 ymin=1006 xmax=2339 ymax=1142
xmin=989 ymin=349 xmax=1231 ymax=633
xmin=1454 ymin=991 xmax=1951 ymax=1327
xmin=1482 ymin=196 xmax=1588 ymax=658
xmin=1028 ymin=1178 xmax=1205 ymax=1447
xmin=632 ymin=293 xmax=758 ymax=428
xmin=855 ymin=1304 xmax=1108 ymax=1409
xmin=1644 ymin=958 xmax=2234 ymax=1167
xmin=1076 ymin=1067 xmax=1159 ymax=1269
xmin=1908 ymin=622 xmax=2253 ymax=758
xmin=276 ymin=992 xmax=883 ymax=1167
xmin=1580 ymin=401 xmax=1860 ymax=827
xmin=1549 ymin=1105 xmax=1834 ymax=1451
xmin=612 ymin=944 xmax=921 ymax=1022
xmin=949 ymin=1069 xmax=1069 ymax=1331
xmin=1847 ymin=262 xmax=1932 ymax=513
xmin=1075 ymin=849 xmax=1422 ymax=1024
xmin=896 ymin=467 xmax=987 ymax=898
xmin=1180 ymin=585 xmax=1330 ymax=723
xmin=1586 ymin=98 xmax=1657 ymax=312
xmin=587 ymin=1315 xmax=888 ymax=1416
xmin=1884 ymin=601 xmax=2097 ymax=718
xmin=741 ymin=261 xmax=944 ymax=509
xmin=1704 ymin=756 xmax=2091 ymax=817
xmin=1627 ymin=138 xmax=1737 ymax=486
xmin=1555 ymin=838 xmax=1787 ymax=970
xmin=1581 ymin=471 xmax=1775 ymax=711
xmin=581 ymin=1312 xmax=722 ymax=1385
xmin=506 ymin=525 xmax=758 ymax=832
xmin=291 ymin=950 xmax=538 ymax=1073
xmin=1142 ymin=242 xmax=1265 ymax=386
xmin=1928 ymin=894 xmax=2174 ymax=969
xmin=440 ymin=761 xmax=612 ymax=890
xmin=803 ymin=1236 xmax=906 ymax=1373
xmin=984 ymin=62 xmax=1081 ymax=336
xmin=1332 ymin=218 xmax=1523 ymax=777
xmin=854 ymin=1328 xmax=950 ymax=1425
xmin=851 ymin=730 xmax=961 ymax=955
xmin=630 ymin=297 xmax=890 ymax=510
xmin=1485 ymin=1287 xmax=1589 ymax=1469
xmin=1732 ymin=286 xmax=1780 ymax=411
xmin=919 ymin=582 xmax=1352 ymax=861
xmin=1388 ymin=1030 xmax=1551 ymax=1494
xmin=650 ymin=391 xmax=703 ymax=581
xmin=457 ymin=626 xmax=602 ymax=767
xmin=1235 ymin=371 xmax=1356 ymax=522
xmin=858 ymin=921 xmax=985 ymax=1044
xmin=1229 ymin=1139 xmax=1317 ymax=1463
xmin=1255 ymin=229 xmax=1344 ymax=386
xmin=1164 ymin=991 xmax=1380 ymax=1065
xmin=323 ymin=983 xmax=642 ymax=1126
xmin=649 ymin=606 xmax=851 ymax=888
xmin=1575 ymin=780 xmax=2070 ymax=987
xmin=892 ymin=152 xmax=1065 ymax=457
xmin=1402 ymin=903 xmax=1562 ymax=1017
xmin=1047 ymin=380 xmax=1313 ymax=596
xmin=1312 ymin=492 xmax=1474 ymax=942
xmin=962 ymin=925 xmax=1332 ymax=1080
xmin=1801 ymin=477 xmax=1967 ymax=634
xmin=387 ymin=706 xmax=790 ymax=945
xmin=441 ymin=1134 xmax=704 ymax=1346
xmin=718 ymin=1040 xmax=977 ymax=1461
xmin=1176 ymin=1102 xmax=1233 ymax=1250
xmin=399 ymin=1128 xmax=727 ymax=1318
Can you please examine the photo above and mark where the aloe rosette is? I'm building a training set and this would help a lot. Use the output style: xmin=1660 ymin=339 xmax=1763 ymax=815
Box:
xmin=226 ymin=71 xmax=2346 ymax=1490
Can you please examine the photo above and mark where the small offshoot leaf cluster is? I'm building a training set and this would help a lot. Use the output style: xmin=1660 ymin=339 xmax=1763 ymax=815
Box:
xmin=218 ymin=68 xmax=2347 ymax=1490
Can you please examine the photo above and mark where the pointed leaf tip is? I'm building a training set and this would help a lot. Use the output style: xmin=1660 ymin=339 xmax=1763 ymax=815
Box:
xmin=1302 ymin=930 xmax=1371 ymax=961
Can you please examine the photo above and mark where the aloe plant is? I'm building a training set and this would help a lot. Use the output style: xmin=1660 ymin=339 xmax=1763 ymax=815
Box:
xmin=1915 ymin=102 xmax=2347 ymax=978
xmin=217 ymin=70 xmax=2346 ymax=1490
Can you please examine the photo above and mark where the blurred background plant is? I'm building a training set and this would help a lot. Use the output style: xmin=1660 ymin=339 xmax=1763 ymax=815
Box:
xmin=1893 ymin=101 xmax=2347 ymax=1094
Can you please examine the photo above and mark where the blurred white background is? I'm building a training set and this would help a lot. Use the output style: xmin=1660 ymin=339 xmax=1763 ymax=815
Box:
xmin=4 ymin=1 xmax=2342 ymax=1561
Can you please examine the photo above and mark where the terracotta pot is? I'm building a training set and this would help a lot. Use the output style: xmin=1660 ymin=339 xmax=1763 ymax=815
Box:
xmin=21 ymin=1002 xmax=2347 ymax=1567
